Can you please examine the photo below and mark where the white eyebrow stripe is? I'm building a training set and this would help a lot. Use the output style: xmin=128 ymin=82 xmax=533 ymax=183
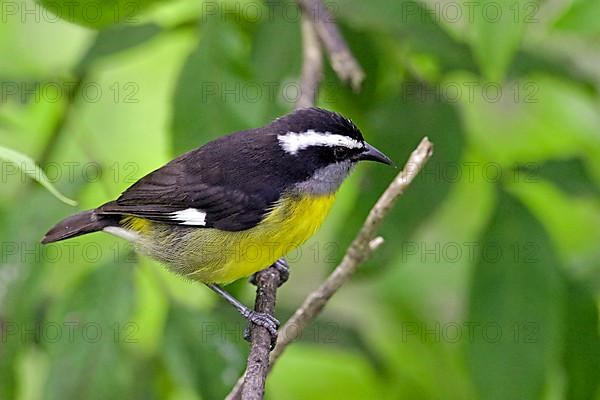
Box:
xmin=277 ymin=130 xmax=363 ymax=155
xmin=170 ymin=208 xmax=207 ymax=226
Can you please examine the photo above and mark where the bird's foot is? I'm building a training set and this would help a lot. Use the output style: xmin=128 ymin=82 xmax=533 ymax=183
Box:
xmin=242 ymin=310 xmax=279 ymax=348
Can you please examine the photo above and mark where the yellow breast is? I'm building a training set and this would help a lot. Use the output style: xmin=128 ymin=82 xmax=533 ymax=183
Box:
xmin=205 ymin=193 xmax=336 ymax=283
xmin=126 ymin=194 xmax=336 ymax=284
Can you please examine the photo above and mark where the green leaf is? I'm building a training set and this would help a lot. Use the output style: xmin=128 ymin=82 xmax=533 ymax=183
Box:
xmin=377 ymin=150 xmax=497 ymax=337
xmin=267 ymin=344 xmax=383 ymax=399
xmin=446 ymin=72 xmax=600 ymax=166
xmin=0 ymin=145 xmax=77 ymax=206
xmin=468 ymin=0 xmax=534 ymax=80
xmin=42 ymin=261 xmax=137 ymax=400
xmin=563 ymin=280 xmax=600 ymax=400
xmin=251 ymin=0 xmax=301 ymax=83
xmin=76 ymin=23 xmax=162 ymax=75
xmin=330 ymin=91 xmax=465 ymax=273
xmin=336 ymin=0 xmax=476 ymax=73
xmin=508 ymin=50 xmax=595 ymax=85
xmin=533 ymin=158 xmax=600 ymax=197
xmin=466 ymin=189 xmax=565 ymax=400
xmin=250 ymin=0 xmax=301 ymax=120
xmin=37 ymin=0 xmax=163 ymax=29
xmin=554 ymin=0 xmax=600 ymax=34
xmin=0 ymin=223 xmax=53 ymax=400
xmin=0 ymin=318 xmax=20 ymax=400
xmin=171 ymin=16 xmax=263 ymax=153
xmin=506 ymin=178 xmax=600 ymax=272
xmin=162 ymin=303 xmax=245 ymax=399
xmin=0 ymin=5 xmax=91 ymax=78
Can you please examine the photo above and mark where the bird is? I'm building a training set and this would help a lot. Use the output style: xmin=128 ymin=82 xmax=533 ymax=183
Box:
xmin=41 ymin=107 xmax=393 ymax=336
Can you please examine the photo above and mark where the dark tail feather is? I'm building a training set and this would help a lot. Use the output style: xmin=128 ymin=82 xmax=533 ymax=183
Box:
xmin=41 ymin=210 xmax=113 ymax=244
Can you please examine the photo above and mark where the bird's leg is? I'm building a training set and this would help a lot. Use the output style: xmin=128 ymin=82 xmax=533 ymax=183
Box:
xmin=249 ymin=258 xmax=290 ymax=287
xmin=206 ymin=283 xmax=279 ymax=338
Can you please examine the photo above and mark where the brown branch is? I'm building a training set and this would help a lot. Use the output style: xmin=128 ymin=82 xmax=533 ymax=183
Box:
xmin=226 ymin=137 xmax=434 ymax=400
xmin=296 ymin=16 xmax=323 ymax=110
xmin=239 ymin=267 xmax=284 ymax=400
xmin=297 ymin=0 xmax=365 ymax=91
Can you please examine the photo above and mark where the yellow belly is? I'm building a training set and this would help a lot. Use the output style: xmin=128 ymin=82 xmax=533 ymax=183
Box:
xmin=124 ymin=194 xmax=336 ymax=284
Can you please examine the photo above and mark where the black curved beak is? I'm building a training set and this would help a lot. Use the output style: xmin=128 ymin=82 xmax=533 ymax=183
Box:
xmin=358 ymin=142 xmax=394 ymax=166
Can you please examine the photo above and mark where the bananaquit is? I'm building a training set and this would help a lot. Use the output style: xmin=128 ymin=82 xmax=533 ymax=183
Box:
xmin=42 ymin=107 xmax=393 ymax=335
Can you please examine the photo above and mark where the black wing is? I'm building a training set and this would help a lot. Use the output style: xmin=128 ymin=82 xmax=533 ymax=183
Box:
xmin=97 ymin=131 xmax=288 ymax=231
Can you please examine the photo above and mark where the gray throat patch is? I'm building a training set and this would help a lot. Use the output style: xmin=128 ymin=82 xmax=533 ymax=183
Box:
xmin=294 ymin=160 xmax=355 ymax=196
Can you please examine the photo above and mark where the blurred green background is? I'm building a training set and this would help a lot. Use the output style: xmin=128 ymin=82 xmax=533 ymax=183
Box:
xmin=1 ymin=0 xmax=600 ymax=399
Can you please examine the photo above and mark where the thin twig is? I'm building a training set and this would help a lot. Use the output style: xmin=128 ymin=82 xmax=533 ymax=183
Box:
xmin=296 ymin=16 xmax=323 ymax=109
xmin=226 ymin=137 xmax=434 ymax=399
xmin=297 ymin=0 xmax=365 ymax=91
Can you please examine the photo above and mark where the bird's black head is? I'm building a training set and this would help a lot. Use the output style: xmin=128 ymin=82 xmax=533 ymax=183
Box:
xmin=273 ymin=107 xmax=364 ymax=141
xmin=268 ymin=107 xmax=393 ymax=195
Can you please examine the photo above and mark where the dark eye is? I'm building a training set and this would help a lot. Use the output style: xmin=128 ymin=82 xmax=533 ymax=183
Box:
xmin=333 ymin=147 xmax=349 ymax=160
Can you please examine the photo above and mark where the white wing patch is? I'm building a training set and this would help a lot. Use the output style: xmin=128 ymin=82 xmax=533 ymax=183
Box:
xmin=170 ymin=208 xmax=207 ymax=226
xmin=277 ymin=130 xmax=363 ymax=155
